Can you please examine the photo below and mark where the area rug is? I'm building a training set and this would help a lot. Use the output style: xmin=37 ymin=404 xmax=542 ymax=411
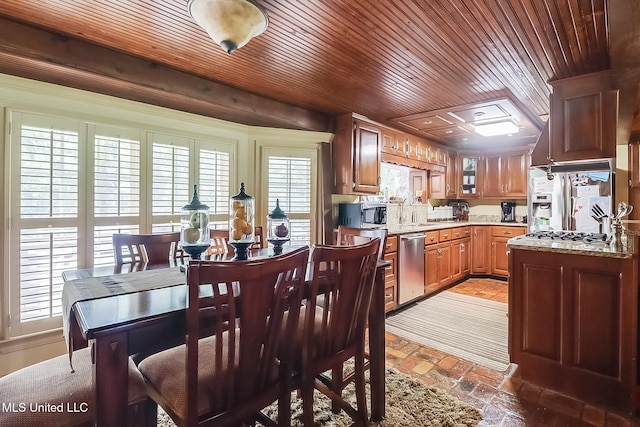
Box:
xmin=156 ymin=365 xmax=483 ymax=426
xmin=386 ymin=290 xmax=509 ymax=371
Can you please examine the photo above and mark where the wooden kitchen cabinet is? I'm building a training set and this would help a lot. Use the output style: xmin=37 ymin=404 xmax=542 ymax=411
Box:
xmin=445 ymin=151 xmax=458 ymax=198
xmin=459 ymin=155 xmax=481 ymax=198
xmin=509 ymin=247 xmax=636 ymax=411
xmin=333 ymin=113 xmax=382 ymax=194
xmin=451 ymin=237 xmax=470 ymax=282
xmin=383 ymin=235 xmax=398 ymax=312
xmin=429 ymin=170 xmax=446 ymax=199
xmin=482 ymin=150 xmax=528 ymax=198
xmin=471 ymin=226 xmax=491 ymax=274
xmin=549 ymin=71 xmax=617 ymax=162
xmin=491 ymin=226 xmax=526 ymax=276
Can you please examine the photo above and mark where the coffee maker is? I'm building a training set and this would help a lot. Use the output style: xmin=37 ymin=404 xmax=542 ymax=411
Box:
xmin=501 ymin=201 xmax=516 ymax=223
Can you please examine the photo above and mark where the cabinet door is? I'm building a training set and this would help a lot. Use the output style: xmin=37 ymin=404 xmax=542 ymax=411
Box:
xmin=410 ymin=169 xmax=427 ymax=200
xmin=425 ymin=245 xmax=440 ymax=295
xmin=549 ymin=71 xmax=617 ymax=162
xmin=381 ymin=129 xmax=398 ymax=154
xmin=353 ymin=121 xmax=381 ymax=193
xmin=471 ymin=226 xmax=491 ymax=274
xmin=445 ymin=152 xmax=457 ymax=198
xmin=429 ymin=171 xmax=446 ymax=199
xmin=383 ymin=251 xmax=397 ymax=312
xmin=438 ymin=243 xmax=452 ymax=286
xmin=491 ymin=237 xmax=510 ymax=276
xmin=483 ymin=155 xmax=502 ymax=197
xmin=459 ymin=237 xmax=470 ymax=276
xmin=504 ymin=151 xmax=528 ymax=197
xmin=451 ymin=240 xmax=463 ymax=282
xmin=460 ymin=156 xmax=481 ymax=197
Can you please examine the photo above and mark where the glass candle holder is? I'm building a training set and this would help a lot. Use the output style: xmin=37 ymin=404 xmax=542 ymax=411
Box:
xmin=180 ymin=185 xmax=210 ymax=260
xmin=229 ymin=182 xmax=255 ymax=260
xmin=267 ymin=199 xmax=290 ymax=255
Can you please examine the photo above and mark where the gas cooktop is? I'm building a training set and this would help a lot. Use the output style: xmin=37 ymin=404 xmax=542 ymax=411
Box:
xmin=525 ymin=231 xmax=609 ymax=243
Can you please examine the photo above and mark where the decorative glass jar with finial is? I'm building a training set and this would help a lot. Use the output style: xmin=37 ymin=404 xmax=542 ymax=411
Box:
xmin=180 ymin=185 xmax=211 ymax=260
xmin=267 ymin=199 xmax=290 ymax=255
xmin=229 ymin=182 xmax=255 ymax=260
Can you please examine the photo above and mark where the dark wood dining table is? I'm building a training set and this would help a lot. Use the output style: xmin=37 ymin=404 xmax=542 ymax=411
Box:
xmin=62 ymin=246 xmax=389 ymax=427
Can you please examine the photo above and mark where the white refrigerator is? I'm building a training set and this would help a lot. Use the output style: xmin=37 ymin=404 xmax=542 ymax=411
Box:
xmin=528 ymin=168 xmax=613 ymax=233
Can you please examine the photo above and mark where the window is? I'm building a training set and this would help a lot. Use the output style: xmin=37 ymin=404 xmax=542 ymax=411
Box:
xmin=263 ymin=148 xmax=316 ymax=246
xmin=7 ymin=111 xmax=235 ymax=337
xmin=9 ymin=112 xmax=82 ymax=335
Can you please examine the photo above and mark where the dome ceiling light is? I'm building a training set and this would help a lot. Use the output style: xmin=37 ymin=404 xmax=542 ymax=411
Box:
xmin=188 ymin=0 xmax=269 ymax=55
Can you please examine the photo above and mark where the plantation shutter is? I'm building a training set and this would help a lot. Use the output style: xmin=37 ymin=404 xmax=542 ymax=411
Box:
xmin=265 ymin=151 xmax=316 ymax=246
xmin=150 ymin=133 xmax=191 ymax=232
xmin=91 ymin=124 xmax=143 ymax=266
xmin=9 ymin=112 xmax=82 ymax=335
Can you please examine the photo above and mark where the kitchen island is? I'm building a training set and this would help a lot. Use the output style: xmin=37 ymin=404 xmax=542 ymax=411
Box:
xmin=506 ymin=230 xmax=638 ymax=413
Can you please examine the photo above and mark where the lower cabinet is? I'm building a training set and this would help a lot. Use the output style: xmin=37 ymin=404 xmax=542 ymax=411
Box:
xmin=471 ymin=226 xmax=491 ymax=274
xmin=491 ymin=226 xmax=526 ymax=277
xmin=383 ymin=236 xmax=398 ymax=313
xmin=451 ymin=237 xmax=470 ymax=282
xmin=509 ymin=247 xmax=636 ymax=411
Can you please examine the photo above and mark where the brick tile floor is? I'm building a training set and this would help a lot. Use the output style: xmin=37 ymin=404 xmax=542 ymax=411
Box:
xmin=384 ymin=277 xmax=640 ymax=426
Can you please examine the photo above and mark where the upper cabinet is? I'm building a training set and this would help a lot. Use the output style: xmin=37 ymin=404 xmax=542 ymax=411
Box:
xmin=549 ymin=71 xmax=618 ymax=162
xmin=333 ymin=113 xmax=382 ymax=194
xmin=459 ymin=155 xmax=481 ymax=198
xmin=445 ymin=152 xmax=457 ymax=198
xmin=482 ymin=150 xmax=529 ymax=198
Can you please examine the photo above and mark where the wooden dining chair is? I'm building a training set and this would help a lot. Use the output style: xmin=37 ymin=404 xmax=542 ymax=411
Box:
xmin=207 ymin=229 xmax=229 ymax=256
xmin=208 ymin=226 xmax=264 ymax=257
xmin=331 ymin=226 xmax=388 ymax=413
xmin=337 ymin=225 xmax=387 ymax=260
xmin=297 ymin=239 xmax=380 ymax=426
xmin=138 ymin=246 xmax=310 ymax=427
xmin=0 ymin=347 xmax=156 ymax=427
xmin=113 ymin=232 xmax=184 ymax=264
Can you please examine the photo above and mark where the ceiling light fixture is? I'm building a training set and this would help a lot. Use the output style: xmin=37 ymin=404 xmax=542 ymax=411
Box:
xmin=474 ymin=121 xmax=520 ymax=137
xmin=187 ymin=0 xmax=269 ymax=55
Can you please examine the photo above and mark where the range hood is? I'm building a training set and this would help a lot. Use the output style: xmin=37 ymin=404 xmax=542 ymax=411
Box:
xmin=530 ymin=121 xmax=615 ymax=173
xmin=537 ymin=158 xmax=615 ymax=174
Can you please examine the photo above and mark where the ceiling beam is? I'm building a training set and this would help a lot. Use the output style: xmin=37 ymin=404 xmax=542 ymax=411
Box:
xmin=608 ymin=0 xmax=640 ymax=144
xmin=0 ymin=16 xmax=330 ymax=132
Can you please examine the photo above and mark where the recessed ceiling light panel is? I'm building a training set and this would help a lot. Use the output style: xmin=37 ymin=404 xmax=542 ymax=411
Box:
xmin=474 ymin=121 xmax=520 ymax=137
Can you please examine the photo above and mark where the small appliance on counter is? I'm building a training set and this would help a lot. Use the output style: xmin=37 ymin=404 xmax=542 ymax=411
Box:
xmin=338 ymin=203 xmax=362 ymax=228
xmin=501 ymin=201 xmax=516 ymax=223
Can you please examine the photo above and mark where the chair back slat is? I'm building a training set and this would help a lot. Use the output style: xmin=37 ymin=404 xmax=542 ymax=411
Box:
xmin=306 ymin=240 xmax=380 ymax=359
xmin=336 ymin=225 xmax=387 ymax=260
xmin=112 ymin=232 xmax=184 ymax=264
xmin=185 ymin=246 xmax=309 ymax=424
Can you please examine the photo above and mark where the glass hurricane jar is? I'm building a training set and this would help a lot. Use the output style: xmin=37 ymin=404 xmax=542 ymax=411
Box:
xmin=267 ymin=199 xmax=290 ymax=255
xmin=229 ymin=182 xmax=255 ymax=260
xmin=180 ymin=185 xmax=210 ymax=260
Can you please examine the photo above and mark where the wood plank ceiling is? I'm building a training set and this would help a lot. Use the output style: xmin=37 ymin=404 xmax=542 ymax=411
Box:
xmin=0 ymin=0 xmax=637 ymax=149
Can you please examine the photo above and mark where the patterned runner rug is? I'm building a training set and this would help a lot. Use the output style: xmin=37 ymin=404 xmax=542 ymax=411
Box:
xmin=386 ymin=291 xmax=509 ymax=371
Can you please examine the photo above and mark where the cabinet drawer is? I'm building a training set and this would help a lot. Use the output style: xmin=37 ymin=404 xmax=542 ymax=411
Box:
xmin=424 ymin=231 xmax=439 ymax=245
xmin=384 ymin=284 xmax=397 ymax=312
xmin=439 ymin=228 xmax=453 ymax=242
xmin=491 ymin=226 xmax=526 ymax=238
xmin=384 ymin=252 xmax=397 ymax=282
xmin=385 ymin=235 xmax=398 ymax=253
xmin=451 ymin=226 xmax=471 ymax=240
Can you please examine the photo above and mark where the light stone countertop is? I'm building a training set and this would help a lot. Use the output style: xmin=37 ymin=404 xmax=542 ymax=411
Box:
xmin=375 ymin=221 xmax=527 ymax=235
xmin=506 ymin=234 xmax=634 ymax=259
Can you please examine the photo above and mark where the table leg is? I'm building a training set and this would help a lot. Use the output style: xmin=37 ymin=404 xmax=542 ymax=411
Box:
xmin=92 ymin=331 xmax=129 ymax=427
xmin=369 ymin=265 xmax=386 ymax=421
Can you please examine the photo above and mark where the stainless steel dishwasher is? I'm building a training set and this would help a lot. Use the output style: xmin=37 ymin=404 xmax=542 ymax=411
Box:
xmin=398 ymin=233 xmax=425 ymax=305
